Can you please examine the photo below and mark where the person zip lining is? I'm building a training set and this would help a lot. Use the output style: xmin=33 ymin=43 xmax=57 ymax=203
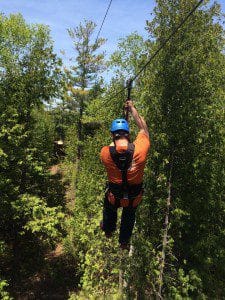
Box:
xmin=100 ymin=100 xmax=150 ymax=250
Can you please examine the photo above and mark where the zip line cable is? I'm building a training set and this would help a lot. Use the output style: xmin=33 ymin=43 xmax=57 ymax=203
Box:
xmin=132 ymin=0 xmax=204 ymax=82
xmin=114 ymin=0 xmax=204 ymax=98
xmin=95 ymin=0 xmax=113 ymax=45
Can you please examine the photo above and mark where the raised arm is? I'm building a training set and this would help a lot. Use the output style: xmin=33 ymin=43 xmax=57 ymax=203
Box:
xmin=125 ymin=100 xmax=149 ymax=137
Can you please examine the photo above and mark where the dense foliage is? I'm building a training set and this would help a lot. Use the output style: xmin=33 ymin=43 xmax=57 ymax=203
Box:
xmin=0 ymin=13 xmax=66 ymax=297
xmin=65 ymin=0 xmax=225 ymax=298
xmin=0 ymin=1 xmax=224 ymax=298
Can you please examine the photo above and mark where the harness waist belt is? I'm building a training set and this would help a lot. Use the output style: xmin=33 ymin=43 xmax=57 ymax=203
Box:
xmin=108 ymin=182 xmax=142 ymax=197
xmin=108 ymin=182 xmax=143 ymax=208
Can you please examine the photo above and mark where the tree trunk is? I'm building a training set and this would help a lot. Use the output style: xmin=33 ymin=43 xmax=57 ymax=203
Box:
xmin=157 ymin=159 xmax=173 ymax=299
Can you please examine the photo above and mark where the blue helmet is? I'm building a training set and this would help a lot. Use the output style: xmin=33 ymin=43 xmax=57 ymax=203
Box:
xmin=110 ymin=119 xmax=130 ymax=133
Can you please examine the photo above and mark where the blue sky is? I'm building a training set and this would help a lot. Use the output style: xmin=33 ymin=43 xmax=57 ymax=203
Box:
xmin=1 ymin=0 xmax=155 ymax=64
xmin=1 ymin=0 xmax=225 ymax=78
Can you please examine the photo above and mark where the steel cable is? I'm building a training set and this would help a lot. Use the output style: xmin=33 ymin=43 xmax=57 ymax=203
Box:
xmin=113 ymin=0 xmax=204 ymax=98
xmin=95 ymin=0 xmax=113 ymax=45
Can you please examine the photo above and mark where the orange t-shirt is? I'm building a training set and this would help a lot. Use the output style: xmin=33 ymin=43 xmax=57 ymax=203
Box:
xmin=100 ymin=131 xmax=150 ymax=185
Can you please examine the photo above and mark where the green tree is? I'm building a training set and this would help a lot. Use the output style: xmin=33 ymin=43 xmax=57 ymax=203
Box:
xmin=132 ymin=0 xmax=225 ymax=298
xmin=61 ymin=19 xmax=106 ymax=218
xmin=0 ymin=13 xmax=65 ymax=290
xmin=67 ymin=20 xmax=106 ymax=159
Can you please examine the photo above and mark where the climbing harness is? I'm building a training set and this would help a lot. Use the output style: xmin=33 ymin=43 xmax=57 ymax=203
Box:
xmin=107 ymin=143 xmax=143 ymax=208
xmin=107 ymin=182 xmax=143 ymax=208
